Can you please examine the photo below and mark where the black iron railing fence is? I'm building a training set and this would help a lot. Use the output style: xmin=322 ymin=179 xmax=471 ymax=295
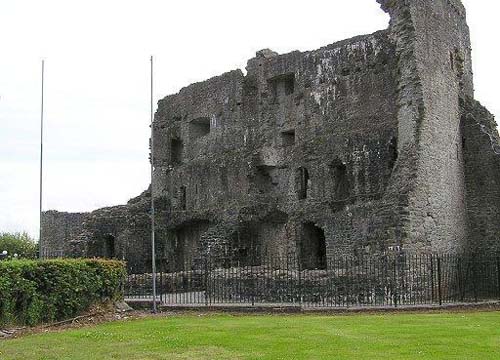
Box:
xmin=125 ymin=252 xmax=500 ymax=308
xmin=40 ymin=249 xmax=65 ymax=259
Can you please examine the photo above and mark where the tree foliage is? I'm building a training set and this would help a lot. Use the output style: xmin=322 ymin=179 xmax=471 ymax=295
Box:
xmin=0 ymin=232 xmax=38 ymax=259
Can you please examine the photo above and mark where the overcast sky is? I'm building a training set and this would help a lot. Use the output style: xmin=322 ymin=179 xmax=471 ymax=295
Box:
xmin=0 ymin=0 xmax=498 ymax=238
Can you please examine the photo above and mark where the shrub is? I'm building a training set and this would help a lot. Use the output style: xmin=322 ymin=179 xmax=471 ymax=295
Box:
xmin=0 ymin=259 xmax=126 ymax=326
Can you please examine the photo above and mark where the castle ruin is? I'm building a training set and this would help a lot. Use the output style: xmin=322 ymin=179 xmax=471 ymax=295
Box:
xmin=42 ymin=0 xmax=500 ymax=271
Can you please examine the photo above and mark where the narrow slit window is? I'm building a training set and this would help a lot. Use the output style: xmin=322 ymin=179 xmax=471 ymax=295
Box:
xmin=180 ymin=186 xmax=187 ymax=210
xmin=388 ymin=137 xmax=398 ymax=171
xmin=296 ymin=167 xmax=310 ymax=200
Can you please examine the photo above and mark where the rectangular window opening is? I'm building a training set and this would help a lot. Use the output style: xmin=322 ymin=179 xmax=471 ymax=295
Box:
xmin=190 ymin=117 xmax=211 ymax=140
xmin=171 ymin=138 xmax=184 ymax=164
xmin=269 ymin=73 xmax=295 ymax=100
xmin=281 ymin=130 xmax=296 ymax=147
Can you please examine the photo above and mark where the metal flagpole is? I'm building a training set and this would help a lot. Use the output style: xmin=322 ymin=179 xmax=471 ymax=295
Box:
xmin=39 ymin=60 xmax=45 ymax=260
xmin=150 ymin=55 xmax=158 ymax=313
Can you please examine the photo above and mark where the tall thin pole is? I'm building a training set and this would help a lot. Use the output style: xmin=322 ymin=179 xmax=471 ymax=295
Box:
xmin=150 ymin=55 xmax=158 ymax=313
xmin=39 ymin=60 xmax=45 ymax=260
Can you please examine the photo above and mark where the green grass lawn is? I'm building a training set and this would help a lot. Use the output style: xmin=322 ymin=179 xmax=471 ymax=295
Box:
xmin=1 ymin=311 xmax=499 ymax=359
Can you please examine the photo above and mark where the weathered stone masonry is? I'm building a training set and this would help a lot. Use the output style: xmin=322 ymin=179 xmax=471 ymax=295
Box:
xmin=42 ymin=0 xmax=499 ymax=271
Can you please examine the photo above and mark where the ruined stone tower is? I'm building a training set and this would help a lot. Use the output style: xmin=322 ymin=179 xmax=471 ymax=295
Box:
xmin=42 ymin=0 xmax=500 ymax=270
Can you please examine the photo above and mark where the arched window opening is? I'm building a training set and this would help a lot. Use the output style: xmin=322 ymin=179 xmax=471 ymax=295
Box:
xmin=331 ymin=160 xmax=349 ymax=200
xmin=299 ymin=222 xmax=326 ymax=270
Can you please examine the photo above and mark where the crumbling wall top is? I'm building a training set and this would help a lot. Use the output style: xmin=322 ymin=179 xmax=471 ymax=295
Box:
xmin=377 ymin=0 xmax=466 ymax=18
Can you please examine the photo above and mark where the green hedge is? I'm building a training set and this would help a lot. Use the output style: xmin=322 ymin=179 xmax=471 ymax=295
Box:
xmin=0 ymin=259 xmax=126 ymax=326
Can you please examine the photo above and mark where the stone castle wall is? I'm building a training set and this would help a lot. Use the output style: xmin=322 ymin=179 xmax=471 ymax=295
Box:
xmin=41 ymin=0 xmax=500 ymax=271
xmin=152 ymin=29 xmax=400 ymax=268
xmin=462 ymin=98 xmax=500 ymax=253
xmin=378 ymin=0 xmax=474 ymax=252
xmin=41 ymin=211 xmax=86 ymax=256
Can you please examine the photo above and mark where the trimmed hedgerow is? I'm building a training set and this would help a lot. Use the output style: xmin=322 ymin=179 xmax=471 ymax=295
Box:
xmin=0 ymin=259 xmax=126 ymax=326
